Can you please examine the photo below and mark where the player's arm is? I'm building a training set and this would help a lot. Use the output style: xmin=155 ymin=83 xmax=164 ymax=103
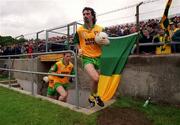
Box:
xmin=73 ymin=32 xmax=82 ymax=55
xmin=73 ymin=32 xmax=79 ymax=45
xmin=71 ymin=68 xmax=75 ymax=75
xmin=49 ymin=63 xmax=58 ymax=73
xmin=69 ymin=68 xmax=75 ymax=82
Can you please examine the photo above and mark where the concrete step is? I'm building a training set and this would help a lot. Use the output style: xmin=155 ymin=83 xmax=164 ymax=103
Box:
xmin=0 ymin=80 xmax=17 ymax=84
xmin=10 ymin=83 xmax=20 ymax=87
xmin=10 ymin=83 xmax=23 ymax=90
xmin=0 ymin=80 xmax=23 ymax=90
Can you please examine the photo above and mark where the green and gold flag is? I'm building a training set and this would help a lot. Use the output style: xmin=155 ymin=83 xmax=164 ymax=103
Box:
xmin=98 ymin=33 xmax=138 ymax=101
xmin=160 ymin=0 xmax=172 ymax=39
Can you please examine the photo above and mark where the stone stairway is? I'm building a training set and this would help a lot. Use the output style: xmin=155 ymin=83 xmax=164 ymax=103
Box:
xmin=0 ymin=79 xmax=23 ymax=90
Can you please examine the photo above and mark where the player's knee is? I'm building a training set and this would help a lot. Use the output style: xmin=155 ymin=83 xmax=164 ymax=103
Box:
xmin=61 ymin=91 xmax=68 ymax=98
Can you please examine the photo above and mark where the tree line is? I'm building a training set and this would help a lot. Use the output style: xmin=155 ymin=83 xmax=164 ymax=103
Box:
xmin=0 ymin=36 xmax=27 ymax=46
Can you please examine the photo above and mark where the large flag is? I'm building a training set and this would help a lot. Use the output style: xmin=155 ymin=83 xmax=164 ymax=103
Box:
xmin=160 ymin=0 xmax=173 ymax=40
xmin=157 ymin=0 xmax=173 ymax=54
xmin=98 ymin=33 xmax=138 ymax=101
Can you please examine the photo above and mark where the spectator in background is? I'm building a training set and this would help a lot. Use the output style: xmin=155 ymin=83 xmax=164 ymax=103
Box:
xmin=174 ymin=22 xmax=180 ymax=32
xmin=139 ymin=29 xmax=154 ymax=54
xmin=169 ymin=22 xmax=176 ymax=39
xmin=21 ymin=45 xmax=27 ymax=54
xmin=14 ymin=44 xmax=21 ymax=55
xmin=0 ymin=45 xmax=3 ymax=55
xmin=153 ymin=28 xmax=166 ymax=43
xmin=172 ymin=23 xmax=180 ymax=52
xmin=169 ymin=22 xmax=177 ymax=52
xmin=3 ymin=45 xmax=11 ymax=55
xmin=130 ymin=26 xmax=137 ymax=34
xmin=153 ymin=28 xmax=171 ymax=54
xmin=28 ymin=43 xmax=33 ymax=58
xmin=10 ymin=45 xmax=15 ymax=55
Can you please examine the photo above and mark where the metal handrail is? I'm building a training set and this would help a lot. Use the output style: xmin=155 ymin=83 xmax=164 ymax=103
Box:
xmin=0 ymin=50 xmax=79 ymax=108
xmin=0 ymin=50 xmax=73 ymax=58
xmin=131 ymin=41 xmax=180 ymax=54
xmin=139 ymin=41 xmax=180 ymax=46
xmin=0 ymin=68 xmax=75 ymax=78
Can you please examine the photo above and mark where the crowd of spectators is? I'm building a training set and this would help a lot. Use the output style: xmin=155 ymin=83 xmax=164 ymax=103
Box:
xmin=105 ymin=15 xmax=180 ymax=54
xmin=0 ymin=35 xmax=73 ymax=57
xmin=0 ymin=15 xmax=180 ymax=57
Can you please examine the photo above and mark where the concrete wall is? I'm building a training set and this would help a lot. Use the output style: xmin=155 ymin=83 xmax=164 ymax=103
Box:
xmin=119 ymin=54 xmax=180 ymax=104
xmin=0 ymin=59 xmax=6 ymax=67
xmin=0 ymin=59 xmax=8 ymax=76
xmin=1 ymin=54 xmax=180 ymax=104
xmin=11 ymin=58 xmax=54 ymax=95
xmin=1 ymin=57 xmax=91 ymax=95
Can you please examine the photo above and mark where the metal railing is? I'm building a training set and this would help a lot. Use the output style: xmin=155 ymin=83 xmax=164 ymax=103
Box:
xmin=139 ymin=41 xmax=180 ymax=46
xmin=131 ymin=41 xmax=180 ymax=54
xmin=0 ymin=50 xmax=80 ymax=108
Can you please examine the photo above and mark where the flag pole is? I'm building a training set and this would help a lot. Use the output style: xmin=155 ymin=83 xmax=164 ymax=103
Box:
xmin=135 ymin=2 xmax=143 ymax=55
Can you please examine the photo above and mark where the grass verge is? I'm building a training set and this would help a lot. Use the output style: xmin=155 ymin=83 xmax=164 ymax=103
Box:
xmin=0 ymin=86 xmax=97 ymax=125
xmin=0 ymin=86 xmax=180 ymax=125
xmin=113 ymin=96 xmax=180 ymax=125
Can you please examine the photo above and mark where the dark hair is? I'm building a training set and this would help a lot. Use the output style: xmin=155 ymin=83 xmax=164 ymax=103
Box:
xmin=82 ymin=7 xmax=96 ymax=25
xmin=63 ymin=52 xmax=71 ymax=55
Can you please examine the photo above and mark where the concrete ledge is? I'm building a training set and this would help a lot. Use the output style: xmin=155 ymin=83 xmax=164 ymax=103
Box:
xmin=0 ymin=80 xmax=17 ymax=84
xmin=0 ymin=83 xmax=115 ymax=115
